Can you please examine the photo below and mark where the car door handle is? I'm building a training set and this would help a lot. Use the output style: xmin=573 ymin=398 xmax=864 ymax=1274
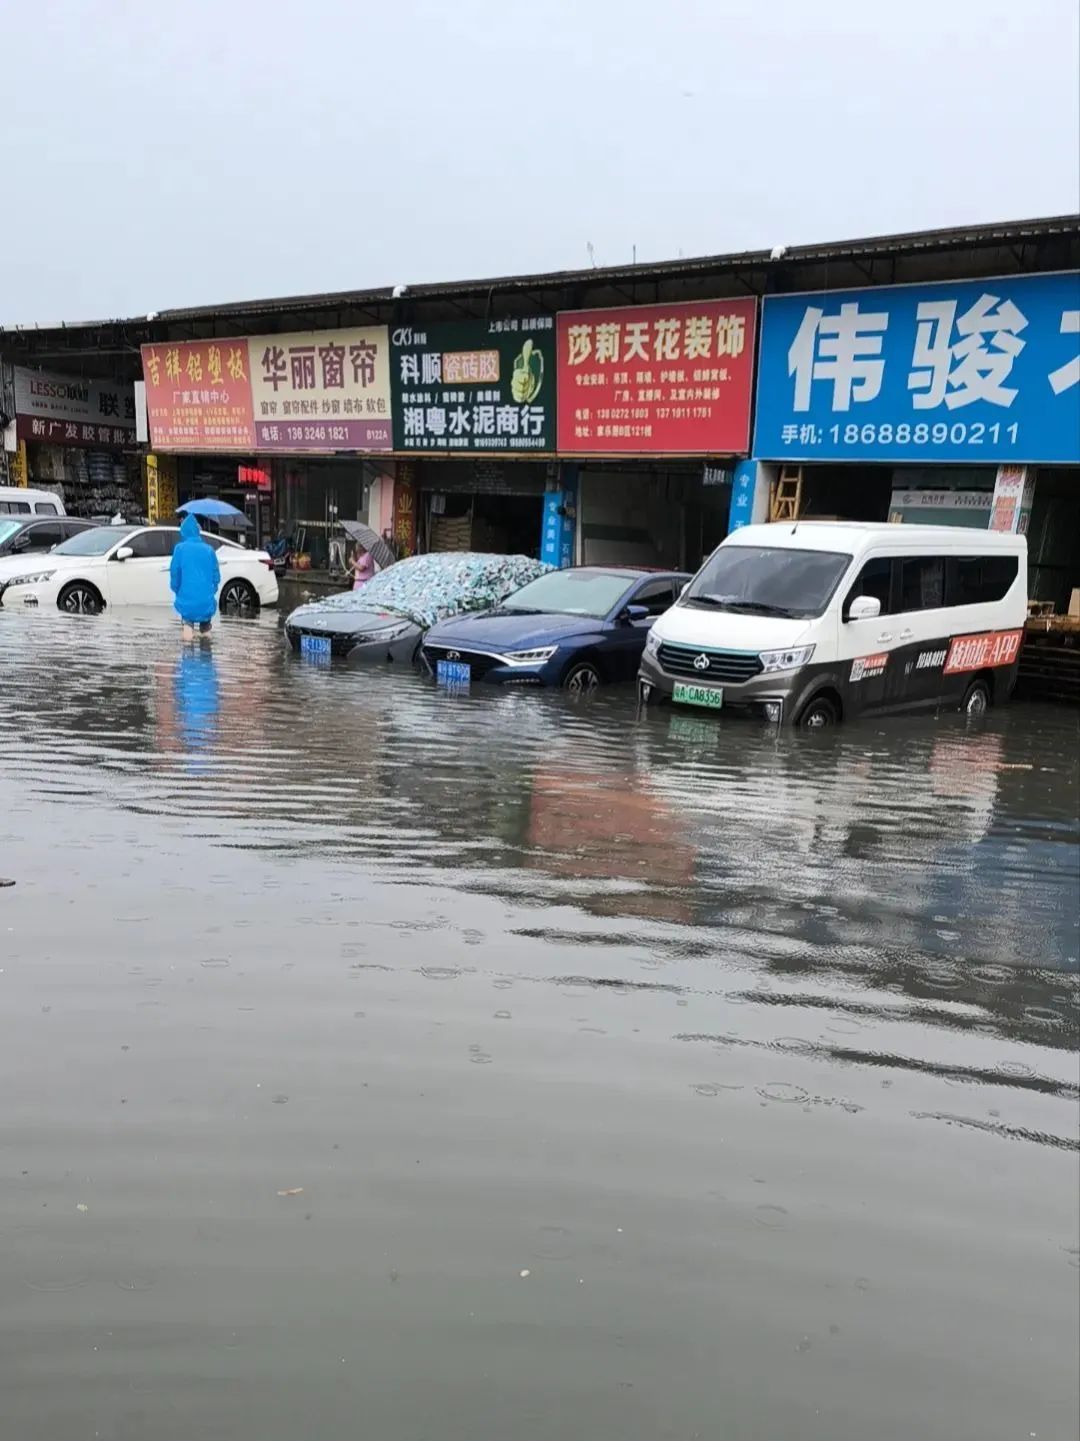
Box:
xmin=876 ymin=632 xmax=893 ymax=644
xmin=899 ymin=629 xmax=914 ymax=641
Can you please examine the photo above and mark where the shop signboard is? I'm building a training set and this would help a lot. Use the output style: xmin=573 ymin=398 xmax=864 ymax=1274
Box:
xmin=141 ymin=327 xmax=392 ymax=453
xmin=556 ymin=299 xmax=757 ymax=455
xmin=142 ymin=340 xmax=256 ymax=451
xmin=390 ymin=318 xmax=556 ymax=453
xmin=988 ymin=464 xmax=1033 ymax=534
xmin=249 ymin=327 xmax=391 ymax=452
xmin=13 ymin=365 xmax=136 ymax=449
xmin=754 ymin=271 xmax=1080 ymax=464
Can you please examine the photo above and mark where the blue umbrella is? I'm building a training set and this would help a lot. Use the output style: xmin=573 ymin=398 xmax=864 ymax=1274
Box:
xmin=177 ymin=497 xmax=250 ymax=527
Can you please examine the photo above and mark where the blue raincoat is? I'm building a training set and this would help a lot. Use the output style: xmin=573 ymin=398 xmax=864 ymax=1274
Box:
xmin=169 ymin=515 xmax=221 ymax=624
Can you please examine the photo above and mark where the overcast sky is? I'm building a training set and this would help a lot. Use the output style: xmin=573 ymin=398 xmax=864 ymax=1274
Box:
xmin=4 ymin=0 xmax=1078 ymax=326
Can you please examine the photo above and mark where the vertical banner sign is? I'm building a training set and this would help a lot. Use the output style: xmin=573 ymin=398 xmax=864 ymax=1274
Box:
xmin=249 ymin=328 xmax=391 ymax=451
xmin=556 ymin=299 xmax=757 ymax=454
xmin=391 ymin=318 xmax=556 ymax=453
xmin=728 ymin=459 xmax=760 ymax=533
xmin=754 ymin=271 xmax=1080 ymax=463
xmin=9 ymin=439 xmax=29 ymax=489
xmin=145 ymin=453 xmax=160 ymax=523
xmin=540 ymin=483 xmax=577 ymax=568
xmin=989 ymin=464 xmax=1028 ymax=533
xmin=392 ymin=468 xmax=417 ymax=558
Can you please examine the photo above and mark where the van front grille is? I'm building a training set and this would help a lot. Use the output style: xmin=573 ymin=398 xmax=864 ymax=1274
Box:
xmin=657 ymin=643 xmax=762 ymax=684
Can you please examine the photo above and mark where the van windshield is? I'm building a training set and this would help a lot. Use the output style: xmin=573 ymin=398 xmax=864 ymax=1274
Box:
xmin=684 ymin=545 xmax=852 ymax=619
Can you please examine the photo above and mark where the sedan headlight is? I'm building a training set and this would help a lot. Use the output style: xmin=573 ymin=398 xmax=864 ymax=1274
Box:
xmin=501 ymin=646 xmax=558 ymax=667
xmin=759 ymin=644 xmax=815 ymax=672
xmin=644 ymin=630 xmax=662 ymax=657
xmin=4 ymin=570 xmax=55 ymax=588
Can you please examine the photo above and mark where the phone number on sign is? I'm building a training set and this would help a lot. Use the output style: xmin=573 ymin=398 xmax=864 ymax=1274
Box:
xmin=783 ymin=421 xmax=1021 ymax=448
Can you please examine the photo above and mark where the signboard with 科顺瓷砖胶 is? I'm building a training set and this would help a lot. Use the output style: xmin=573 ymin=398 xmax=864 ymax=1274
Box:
xmin=390 ymin=318 xmax=557 ymax=453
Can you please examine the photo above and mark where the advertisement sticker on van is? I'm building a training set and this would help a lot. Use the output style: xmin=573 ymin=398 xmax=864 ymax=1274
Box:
xmin=850 ymin=653 xmax=889 ymax=682
xmin=943 ymin=630 xmax=1024 ymax=675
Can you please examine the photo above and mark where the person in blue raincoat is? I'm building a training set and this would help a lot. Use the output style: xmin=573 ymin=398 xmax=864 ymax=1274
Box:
xmin=170 ymin=514 xmax=221 ymax=642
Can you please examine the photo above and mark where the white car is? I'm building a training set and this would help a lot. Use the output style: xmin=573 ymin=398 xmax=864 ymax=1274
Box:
xmin=0 ymin=524 xmax=278 ymax=616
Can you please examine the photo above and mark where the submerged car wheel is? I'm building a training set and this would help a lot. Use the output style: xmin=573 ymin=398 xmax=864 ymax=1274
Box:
xmin=962 ymin=678 xmax=991 ymax=715
xmin=562 ymin=660 xmax=601 ymax=696
xmin=796 ymin=694 xmax=838 ymax=730
xmin=220 ymin=579 xmax=259 ymax=617
xmin=57 ymin=582 xmax=103 ymax=616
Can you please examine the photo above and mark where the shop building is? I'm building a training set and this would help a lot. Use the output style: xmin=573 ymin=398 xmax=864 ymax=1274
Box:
xmin=3 ymin=213 xmax=1077 ymax=587
xmin=1 ymin=364 xmax=141 ymax=519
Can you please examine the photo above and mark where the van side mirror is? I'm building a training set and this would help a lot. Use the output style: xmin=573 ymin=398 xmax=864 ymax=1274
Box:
xmin=847 ymin=594 xmax=881 ymax=621
xmin=113 ymin=545 xmax=134 ymax=562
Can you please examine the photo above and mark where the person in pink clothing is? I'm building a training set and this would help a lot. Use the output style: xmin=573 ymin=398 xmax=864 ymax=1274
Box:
xmin=349 ymin=544 xmax=375 ymax=589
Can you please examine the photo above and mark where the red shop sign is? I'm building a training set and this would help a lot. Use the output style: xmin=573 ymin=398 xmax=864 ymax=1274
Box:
xmin=556 ymin=298 xmax=757 ymax=455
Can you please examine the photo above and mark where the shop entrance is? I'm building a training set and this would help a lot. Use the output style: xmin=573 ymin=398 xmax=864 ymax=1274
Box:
xmin=424 ymin=491 xmax=544 ymax=556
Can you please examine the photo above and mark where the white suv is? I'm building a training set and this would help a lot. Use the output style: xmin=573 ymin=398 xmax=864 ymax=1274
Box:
xmin=0 ymin=524 xmax=279 ymax=616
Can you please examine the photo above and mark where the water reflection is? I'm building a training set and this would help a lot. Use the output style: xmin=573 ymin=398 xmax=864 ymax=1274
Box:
xmin=0 ymin=609 xmax=1077 ymax=1441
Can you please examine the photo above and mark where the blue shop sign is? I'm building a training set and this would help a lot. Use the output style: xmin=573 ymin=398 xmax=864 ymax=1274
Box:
xmin=754 ymin=271 xmax=1080 ymax=464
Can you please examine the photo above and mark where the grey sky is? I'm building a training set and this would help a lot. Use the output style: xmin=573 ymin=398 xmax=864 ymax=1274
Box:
xmin=4 ymin=0 xmax=1078 ymax=326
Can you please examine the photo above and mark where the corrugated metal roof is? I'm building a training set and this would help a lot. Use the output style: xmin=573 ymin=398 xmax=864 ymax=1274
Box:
xmin=3 ymin=212 xmax=1077 ymax=338
xmin=150 ymin=212 xmax=1080 ymax=322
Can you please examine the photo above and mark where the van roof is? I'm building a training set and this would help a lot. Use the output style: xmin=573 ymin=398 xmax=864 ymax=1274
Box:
xmin=723 ymin=521 xmax=1027 ymax=553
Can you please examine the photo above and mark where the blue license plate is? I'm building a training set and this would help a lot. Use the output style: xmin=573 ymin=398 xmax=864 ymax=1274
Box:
xmin=436 ymin=659 xmax=471 ymax=686
xmin=300 ymin=634 xmax=332 ymax=658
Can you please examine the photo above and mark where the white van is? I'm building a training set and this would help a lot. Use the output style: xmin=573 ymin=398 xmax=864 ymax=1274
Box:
xmin=638 ymin=522 xmax=1027 ymax=728
xmin=0 ymin=486 xmax=66 ymax=517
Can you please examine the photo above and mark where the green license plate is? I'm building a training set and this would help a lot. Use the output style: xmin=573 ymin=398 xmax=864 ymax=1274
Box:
xmin=673 ymin=682 xmax=724 ymax=709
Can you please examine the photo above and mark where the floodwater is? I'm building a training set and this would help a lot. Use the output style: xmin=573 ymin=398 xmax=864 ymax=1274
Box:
xmin=0 ymin=609 xmax=1077 ymax=1441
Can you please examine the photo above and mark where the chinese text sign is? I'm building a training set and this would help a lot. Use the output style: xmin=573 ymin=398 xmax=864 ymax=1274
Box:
xmin=391 ymin=319 xmax=556 ymax=453
xmin=556 ymin=299 xmax=756 ymax=455
xmin=754 ymin=272 xmax=1080 ymax=464
xmin=14 ymin=366 xmax=136 ymax=450
xmin=141 ymin=329 xmax=392 ymax=453
xmin=142 ymin=340 xmax=256 ymax=451
xmin=249 ymin=328 xmax=391 ymax=452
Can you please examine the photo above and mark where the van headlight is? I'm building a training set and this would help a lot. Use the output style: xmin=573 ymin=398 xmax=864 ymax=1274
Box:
xmin=644 ymin=630 xmax=662 ymax=657
xmin=502 ymin=646 xmax=558 ymax=666
xmin=4 ymin=570 xmax=55 ymax=588
xmin=759 ymin=645 xmax=814 ymax=672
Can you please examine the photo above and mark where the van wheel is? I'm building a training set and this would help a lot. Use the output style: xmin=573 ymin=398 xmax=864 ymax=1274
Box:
xmin=961 ymin=678 xmax=991 ymax=715
xmin=57 ymin=582 xmax=103 ymax=615
xmin=562 ymin=660 xmax=601 ymax=696
xmin=796 ymin=694 xmax=839 ymax=730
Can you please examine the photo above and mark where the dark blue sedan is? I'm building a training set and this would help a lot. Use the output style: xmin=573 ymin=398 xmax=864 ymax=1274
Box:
xmin=421 ymin=566 xmax=690 ymax=695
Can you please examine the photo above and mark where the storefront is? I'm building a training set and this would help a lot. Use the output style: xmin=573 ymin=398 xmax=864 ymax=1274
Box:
xmin=743 ymin=270 xmax=1080 ymax=606
xmin=140 ymin=326 xmax=392 ymax=567
xmin=8 ymin=365 xmax=140 ymax=519
xmin=556 ymin=298 xmax=756 ymax=571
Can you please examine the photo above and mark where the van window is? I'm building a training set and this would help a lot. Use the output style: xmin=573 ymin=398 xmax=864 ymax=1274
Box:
xmin=898 ymin=556 xmax=946 ymax=612
xmin=34 ymin=501 xmax=59 ymax=514
xmin=684 ymin=546 xmax=851 ymax=619
xmin=946 ymin=554 xmax=1019 ymax=606
xmin=0 ymin=501 xmax=31 ymax=515
xmin=844 ymin=557 xmax=893 ymax=617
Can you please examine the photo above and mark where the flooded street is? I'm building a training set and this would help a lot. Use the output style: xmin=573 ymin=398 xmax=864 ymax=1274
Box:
xmin=1 ymin=610 xmax=1077 ymax=1441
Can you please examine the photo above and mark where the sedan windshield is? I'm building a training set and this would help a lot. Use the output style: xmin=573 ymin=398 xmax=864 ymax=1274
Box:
xmin=684 ymin=545 xmax=851 ymax=619
xmin=0 ymin=520 xmax=23 ymax=546
xmin=502 ymin=570 xmax=632 ymax=618
xmin=52 ymin=527 xmax=133 ymax=557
